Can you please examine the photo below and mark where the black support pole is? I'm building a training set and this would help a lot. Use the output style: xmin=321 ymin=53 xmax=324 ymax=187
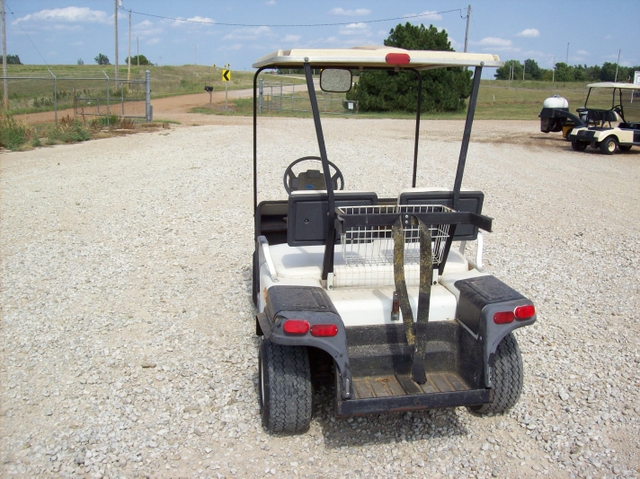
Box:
xmin=303 ymin=62 xmax=336 ymax=281
xmin=453 ymin=65 xmax=483 ymax=211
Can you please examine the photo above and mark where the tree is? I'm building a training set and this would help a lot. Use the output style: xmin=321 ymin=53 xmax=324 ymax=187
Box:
xmin=6 ymin=54 xmax=21 ymax=65
xmin=126 ymin=54 xmax=151 ymax=66
xmin=495 ymin=60 xmax=522 ymax=80
xmin=346 ymin=23 xmax=472 ymax=113
xmin=599 ymin=62 xmax=619 ymax=82
xmin=524 ymin=59 xmax=541 ymax=80
xmin=77 ymin=58 xmax=84 ymax=66
xmin=94 ymin=53 xmax=110 ymax=65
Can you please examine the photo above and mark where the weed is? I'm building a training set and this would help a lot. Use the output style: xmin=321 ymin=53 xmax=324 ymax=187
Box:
xmin=0 ymin=113 xmax=33 ymax=150
xmin=119 ymin=117 xmax=136 ymax=129
xmin=47 ymin=115 xmax=91 ymax=144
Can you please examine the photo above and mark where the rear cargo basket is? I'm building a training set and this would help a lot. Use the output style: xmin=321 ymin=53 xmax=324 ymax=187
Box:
xmin=337 ymin=204 xmax=453 ymax=267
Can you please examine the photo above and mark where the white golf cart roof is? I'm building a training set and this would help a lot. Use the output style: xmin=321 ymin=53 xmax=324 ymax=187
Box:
xmin=587 ymin=82 xmax=640 ymax=90
xmin=253 ymin=46 xmax=503 ymax=70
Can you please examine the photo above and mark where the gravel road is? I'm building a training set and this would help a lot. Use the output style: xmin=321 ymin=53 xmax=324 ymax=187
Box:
xmin=1 ymin=117 xmax=639 ymax=478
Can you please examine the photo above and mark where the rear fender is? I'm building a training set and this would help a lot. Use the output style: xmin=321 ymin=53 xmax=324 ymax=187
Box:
xmin=455 ymin=276 xmax=536 ymax=387
xmin=258 ymin=285 xmax=353 ymax=399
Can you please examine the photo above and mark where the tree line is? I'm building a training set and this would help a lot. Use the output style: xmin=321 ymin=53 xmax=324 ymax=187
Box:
xmin=495 ymin=59 xmax=639 ymax=83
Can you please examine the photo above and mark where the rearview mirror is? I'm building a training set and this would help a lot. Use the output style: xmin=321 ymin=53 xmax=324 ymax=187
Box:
xmin=320 ymin=69 xmax=352 ymax=93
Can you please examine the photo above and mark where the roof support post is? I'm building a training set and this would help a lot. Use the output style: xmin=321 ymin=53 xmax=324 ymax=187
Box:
xmin=453 ymin=65 xmax=483 ymax=211
xmin=302 ymin=62 xmax=336 ymax=281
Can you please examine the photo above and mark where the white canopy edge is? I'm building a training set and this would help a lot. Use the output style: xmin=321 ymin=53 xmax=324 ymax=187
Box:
xmin=253 ymin=46 xmax=503 ymax=70
xmin=587 ymin=82 xmax=640 ymax=90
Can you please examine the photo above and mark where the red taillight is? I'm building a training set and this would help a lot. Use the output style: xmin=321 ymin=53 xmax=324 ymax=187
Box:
xmin=283 ymin=319 xmax=309 ymax=335
xmin=311 ymin=324 xmax=338 ymax=337
xmin=385 ymin=53 xmax=410 ymax=65
xmin=493 ymin=311 xmax=514 ymax=324
xmin=515 ymin=305 xmax=535 ymax=320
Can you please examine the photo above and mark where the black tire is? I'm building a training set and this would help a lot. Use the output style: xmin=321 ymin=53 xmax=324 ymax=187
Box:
xmin=259 ymin=338 xmax=312 ymax=434
xmin=599 ymin=136 xmax=618 ymax=155
xmin=468 ymin=333 xmax=523 ymax=415
xmin=619 ymin=145 xmax=632 ymax=152
xmin=571 ymin=139 xmax=587 ymax=151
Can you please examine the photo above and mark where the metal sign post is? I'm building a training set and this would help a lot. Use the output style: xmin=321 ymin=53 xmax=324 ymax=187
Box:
xmin=222 ymin=63 xmax=230 ymax=110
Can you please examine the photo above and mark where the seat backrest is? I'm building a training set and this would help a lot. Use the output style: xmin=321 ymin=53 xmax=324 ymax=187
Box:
xmin=287 ymin=191 xmax=378 ymax=246
xmin=398 ymin=188 xmax=484 ymax=241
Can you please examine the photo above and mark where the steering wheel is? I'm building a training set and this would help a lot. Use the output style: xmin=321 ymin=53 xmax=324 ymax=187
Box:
xmin=283 ymin=156 xmax=345 ymax=194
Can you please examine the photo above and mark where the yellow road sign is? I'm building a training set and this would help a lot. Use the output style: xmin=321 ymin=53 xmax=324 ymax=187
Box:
xmin=222 ymin=69 xmax=231 ymax=82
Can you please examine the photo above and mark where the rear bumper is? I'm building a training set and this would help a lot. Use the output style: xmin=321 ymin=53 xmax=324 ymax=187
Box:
xmin=336 ymin=382 xmax=491 ymax=416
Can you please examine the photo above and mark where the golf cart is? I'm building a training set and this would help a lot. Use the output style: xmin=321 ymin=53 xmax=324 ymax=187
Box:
xmin=567 ymin=82 xmax=640 ymax=154
xmin=251 ymin=47 xmax=537 ymax=434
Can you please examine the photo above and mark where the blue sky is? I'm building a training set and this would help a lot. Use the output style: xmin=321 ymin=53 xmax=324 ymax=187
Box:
xmin=6 ymin=1 xmax=640 ymax=75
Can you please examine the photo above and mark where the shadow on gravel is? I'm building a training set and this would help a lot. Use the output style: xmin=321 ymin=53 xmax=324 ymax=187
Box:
xmin=311 ymin=384 xmax=470 ymax=449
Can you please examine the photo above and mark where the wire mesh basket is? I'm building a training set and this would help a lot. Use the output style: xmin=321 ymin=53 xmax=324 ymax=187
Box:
xmin=337 ymin=204 xmax=453 ymax=267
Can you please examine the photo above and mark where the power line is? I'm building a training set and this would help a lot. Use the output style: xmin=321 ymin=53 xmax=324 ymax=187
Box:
xmin=4 ymin=1 xmax=50 ymax=66
xmin=126 ymin=8 xmax=465 ymax=28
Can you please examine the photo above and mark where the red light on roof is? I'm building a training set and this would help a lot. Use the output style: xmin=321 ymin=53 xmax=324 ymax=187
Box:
xmin=385 ymin=53 xmax=410 ymax=65
xmin=283 ymin=319 xmax=309 ymax=335
xmin=515 ymin=305 xmax=536 ymax=320
xmin=493 ymin=311 xmax=514 ymax=324
xmin=311 ymin=324 xmax=338 ymax=337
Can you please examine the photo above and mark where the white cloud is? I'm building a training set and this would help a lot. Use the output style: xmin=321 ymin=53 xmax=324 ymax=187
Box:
xmin=517 ymin=28 xmax=540 ymax=38
xmin=266 ymin=0 xmax=276 ymax=5
xmin=330 ymin=8 xmax=372 ymax=16
xmin=223 ymin=26 xmax=273 ymax=41
xmin=403 ymin=11 xmax=442 ymax=21
xmin=146 ymin=38 xmax=161 ymax=46
xmin=187 ymin=16 xmax=215 ymax=24
xmin=576 ymin=49 xmax=589 ymax=56
xmin=133 ymin=20 xmax=163 ymax=37
xmin=478 ymin=37 xmax=512 ymax=48
xmin=14 ymin=7 xmax=110 ymax=24
xmin=340 ymin=22 xmax=370 ymax=36
xmin=282 ymin=34 xmax=301 ymax=43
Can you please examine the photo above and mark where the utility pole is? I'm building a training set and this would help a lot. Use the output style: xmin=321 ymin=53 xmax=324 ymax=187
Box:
xmin=614 ymin=49 xmax=621 ymax=82
xmin=127 ymin=9 xmax=131 ymax=81
xmin=114 ymin=0 xmax=119 ymax=86
xmin=2 ymin=0 xmax=8 ymax=109
xmin=136 ymin=37 xmax=139 ymax=67
xmin=463 ymin=5 xmax=471 ymax=53
xmin=552 ymin=56 xmax=555 ymax=83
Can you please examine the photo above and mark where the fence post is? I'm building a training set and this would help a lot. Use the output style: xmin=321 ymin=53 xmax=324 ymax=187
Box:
xmin=103 ymin=70 xmax=110 ymax=122
xmin=279 ymin=80 xmax=283 ymax=111
xmin=259 ymin=78 xmax=263 ymax=114
xmin=121 ymin=85 xmax=124 ymax=116
xmin=145 ymin=70 xmax=151 ymax=123
xmin=48 ymin=69 xmax=57 ymax=125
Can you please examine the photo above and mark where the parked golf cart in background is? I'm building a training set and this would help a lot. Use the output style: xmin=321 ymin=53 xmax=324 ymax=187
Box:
xmin=251 ymin=47 xmax=537 ymax=434
xmin=567 ymin=82 xmax=640 ymax=154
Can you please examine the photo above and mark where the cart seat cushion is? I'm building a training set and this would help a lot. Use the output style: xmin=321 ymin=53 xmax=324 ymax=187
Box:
xmin=287 ymin=190 xmax=378 ymax=246
xmin=397 ymin=188 xmax=484 ymax=241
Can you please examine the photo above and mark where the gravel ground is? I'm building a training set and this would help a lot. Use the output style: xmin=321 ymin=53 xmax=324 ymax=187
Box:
xmin=1 ymin=117 xmax=639 ymax=478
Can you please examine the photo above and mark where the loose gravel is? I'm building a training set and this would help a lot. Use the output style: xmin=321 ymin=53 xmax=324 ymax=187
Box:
xmin=1 ymin=118 xmax=639 ymax=478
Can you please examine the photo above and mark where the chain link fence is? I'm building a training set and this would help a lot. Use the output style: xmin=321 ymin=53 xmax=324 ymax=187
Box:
xmin=257 ymin=79 xmax=358 ymax=115
xmin=1 ymin=70 xmax=152 ymax=124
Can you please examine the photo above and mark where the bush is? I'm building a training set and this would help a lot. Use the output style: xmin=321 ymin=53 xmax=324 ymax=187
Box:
xmin=0 ymin=114 xmax=32 ymax=150
xmin=47 ymin=115 xmax=91 ymax=144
